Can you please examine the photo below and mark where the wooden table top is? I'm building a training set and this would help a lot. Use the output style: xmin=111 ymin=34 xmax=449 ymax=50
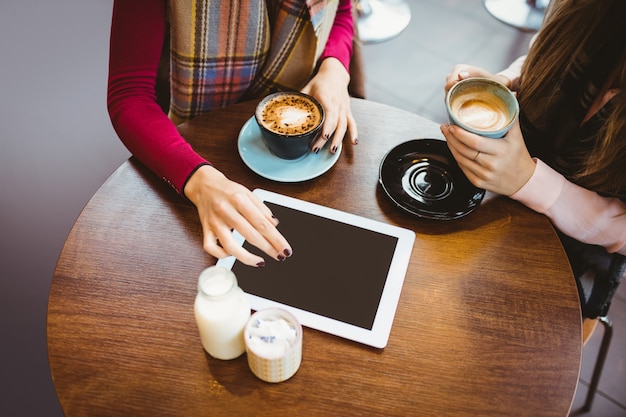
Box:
xmin=48 ymin=98 xmax=582 ymax=417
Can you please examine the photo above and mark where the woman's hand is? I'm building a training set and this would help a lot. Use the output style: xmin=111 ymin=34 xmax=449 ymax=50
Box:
xmin=301 ymin=57 xmax=358 ymax=154
xmin=184 ymin=165 xmax=292 ymax=267
xmin=439 ymin=121 xmax=536 ymax=196
xmin=444 ymin=64 xmax=512 ymax=92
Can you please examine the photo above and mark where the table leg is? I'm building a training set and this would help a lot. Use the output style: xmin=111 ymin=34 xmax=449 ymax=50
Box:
xmin=483 ymin=0 xmax=549 ymax=32
xmin=356 ymin=0 xmax=412 ymax=44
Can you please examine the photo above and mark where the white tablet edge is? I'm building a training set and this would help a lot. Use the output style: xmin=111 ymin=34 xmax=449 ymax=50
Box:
xmin=215 ymin=189 xmax=415 ymax=349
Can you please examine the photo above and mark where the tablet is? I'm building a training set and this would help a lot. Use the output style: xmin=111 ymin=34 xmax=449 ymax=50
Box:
xmin=216 ymin=189 xmax=415 ymax=348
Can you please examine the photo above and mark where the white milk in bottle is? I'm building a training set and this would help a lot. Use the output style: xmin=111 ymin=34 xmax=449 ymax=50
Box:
xmin=194 ymin=266 xmax=251 ymax=360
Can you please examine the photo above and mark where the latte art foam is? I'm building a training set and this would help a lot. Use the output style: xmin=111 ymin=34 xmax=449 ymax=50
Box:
xmin=451 ymin=92 xmax=510 ymax=132
xmin=457 ymin=99 xmax=509 ymax=131
xmin=258 ymin=95 xmax=322 ymax=136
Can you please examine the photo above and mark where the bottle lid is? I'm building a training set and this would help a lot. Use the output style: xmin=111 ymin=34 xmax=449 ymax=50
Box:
xmin=198 ymin=266 xmax=236 ymax=297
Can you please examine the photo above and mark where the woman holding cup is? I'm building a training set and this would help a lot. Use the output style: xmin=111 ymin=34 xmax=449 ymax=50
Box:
xmin=107 ymin=1 xmax=359 ymax=267
xmin=440 ymin=0 xmax=626 ymax=318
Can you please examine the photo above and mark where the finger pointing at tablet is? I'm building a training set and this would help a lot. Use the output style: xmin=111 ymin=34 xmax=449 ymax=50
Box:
xmin=184 ymin=165 xmax=292 ymax=266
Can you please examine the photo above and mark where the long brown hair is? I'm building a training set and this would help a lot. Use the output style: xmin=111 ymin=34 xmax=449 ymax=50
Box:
xmin=518 ymin=0 xmax=626 ymax=198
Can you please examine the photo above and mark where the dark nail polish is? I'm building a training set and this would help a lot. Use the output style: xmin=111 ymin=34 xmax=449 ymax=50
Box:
xmin=278 ymin=254 xmax=285 ymax=261
xmin=284 ymin=248 xmax=292 ymax=257
xmin=313 ymin=147 xmax=320 ymax=154
xmin=331 ymin=145 xmax=337 ymax=153
xmin=325 ymin=133 xmax=332 ymax=140
xmin=256 ymin=261 xmax=265 ymax=268
xmin=354 ymin=138 xmax=359 ymax=144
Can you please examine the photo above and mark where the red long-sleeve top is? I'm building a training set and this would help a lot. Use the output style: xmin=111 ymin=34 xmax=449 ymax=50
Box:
xmin=107 ymin=0 xmax=354 ymax=195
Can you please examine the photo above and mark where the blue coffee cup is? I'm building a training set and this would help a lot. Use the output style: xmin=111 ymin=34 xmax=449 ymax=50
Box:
xmin=255 ymin=92 xmax=325 ymax=160
xmin=445 ymin=77 xmax=519 ymax=139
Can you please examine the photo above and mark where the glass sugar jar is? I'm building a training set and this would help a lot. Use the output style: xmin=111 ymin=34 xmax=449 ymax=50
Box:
xmin=194 ymin=266 xmax=251 ymax=360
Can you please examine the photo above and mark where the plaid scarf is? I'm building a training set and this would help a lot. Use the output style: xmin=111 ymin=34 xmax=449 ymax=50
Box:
xmin=168 ymin=0 xmax=337 ymax=124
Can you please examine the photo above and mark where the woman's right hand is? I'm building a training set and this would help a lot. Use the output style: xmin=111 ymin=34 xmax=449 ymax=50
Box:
xmin=444 ymin=64 xmax=512 ymax=93
xmin=184 ymin=165 xmax=292 ymax=267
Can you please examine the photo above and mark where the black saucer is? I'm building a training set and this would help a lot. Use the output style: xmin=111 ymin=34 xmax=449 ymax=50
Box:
xmin=379 ymin=139 xmax=485 ymax=220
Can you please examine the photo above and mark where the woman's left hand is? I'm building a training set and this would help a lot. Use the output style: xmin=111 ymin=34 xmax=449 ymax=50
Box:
xmin=440 ymin=121 xmax=536 ymax=196
xmin=302 ymin=57 xmax=358 ymax=154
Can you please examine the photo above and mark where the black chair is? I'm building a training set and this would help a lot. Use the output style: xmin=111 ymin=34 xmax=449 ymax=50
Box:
xmin=578 ymin=316 xmax=613 ymax=413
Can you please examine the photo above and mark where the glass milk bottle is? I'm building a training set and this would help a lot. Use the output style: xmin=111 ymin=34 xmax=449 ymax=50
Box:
xmin=194 ymin=266 xmax=251 ymax=360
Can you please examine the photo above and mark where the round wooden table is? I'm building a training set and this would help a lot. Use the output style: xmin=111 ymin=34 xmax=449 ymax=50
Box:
xmin=48 ymin=98 xmax=582 ymax=417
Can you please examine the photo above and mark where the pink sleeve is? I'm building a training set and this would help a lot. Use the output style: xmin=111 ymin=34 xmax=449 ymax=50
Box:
xmin=319 ymin=0 xmax=354 ymax=72
xmin=511 ymin=159 xmax=626 ymax=255
xmin=497 ymin=55 xmax=526 ymax=91
xmin=107 ymin=0 xmax=208 ymax=196
xmin=497 ymin=33 xmax=537 ymax=91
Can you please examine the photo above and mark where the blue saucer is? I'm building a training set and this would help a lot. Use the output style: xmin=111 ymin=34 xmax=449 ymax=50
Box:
xmin=237 ymin=117 xmax=340 ymax=182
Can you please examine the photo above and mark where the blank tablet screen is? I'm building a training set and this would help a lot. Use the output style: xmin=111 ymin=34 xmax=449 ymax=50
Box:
xmin=232 ymin=201 xmax=398 ymax=330
xmin=217 ymin=189 xmax=415 ymax=348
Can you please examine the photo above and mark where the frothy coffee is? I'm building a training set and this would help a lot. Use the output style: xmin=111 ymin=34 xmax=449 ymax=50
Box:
xmin=451 ymin=92 xmax=510 ymax=132
xmin=257 ymin=94 xmax=322 ymax=136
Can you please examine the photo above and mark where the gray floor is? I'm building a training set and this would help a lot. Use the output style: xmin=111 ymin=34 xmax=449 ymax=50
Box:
xmin=0 ymin=1 xmax=624 ymax=416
